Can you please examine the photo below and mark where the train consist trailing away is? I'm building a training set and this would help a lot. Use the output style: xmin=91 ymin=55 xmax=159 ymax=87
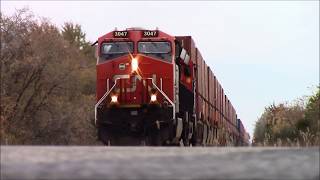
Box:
xmin=94 ymin=28 xmax=250 ymax=146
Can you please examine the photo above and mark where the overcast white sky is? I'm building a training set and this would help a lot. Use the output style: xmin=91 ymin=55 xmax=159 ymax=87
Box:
xmin=2 ymin=1 xmax=319 ymax=138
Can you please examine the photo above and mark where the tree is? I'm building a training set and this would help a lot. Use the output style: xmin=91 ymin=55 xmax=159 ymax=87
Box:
xmin=62 ymin=23 xmax=87 ymax=49
xmin=0 ymin=9 xmax=99 ymax=145
xmin=302 ymin=87 xmax=320 ymax=138
xmin=253 ymin=102 xmax=305 ymax=146
xmin=61 ymin=22 xmax=96 ymax=95
xmin=253 ymin=89 xmax=319 ymax=146
xmin=61 ymin=22 xmax=95 ymax=65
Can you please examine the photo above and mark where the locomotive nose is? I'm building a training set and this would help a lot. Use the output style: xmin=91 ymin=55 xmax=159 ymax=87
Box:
xmin=115 ymin=55 xmax=140 ymax=74
xmin=115 ymin=55 xmax=139 ymax=74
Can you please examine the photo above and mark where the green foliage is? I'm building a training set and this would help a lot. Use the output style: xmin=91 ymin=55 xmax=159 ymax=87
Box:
xmin=253 ymin=87 xmax=320 ymax=146
xmin=0 ymin=9 xmax=99 ymax=145
xmin=304 ymin=87 xmax=320 ymax=136
xmin=61 ymin=22 xmax=95 ymax=65
xmin=61 ymin=22 xmax=96 ymax=95
xmin=62 ymin=23 xmax=87 ymax=49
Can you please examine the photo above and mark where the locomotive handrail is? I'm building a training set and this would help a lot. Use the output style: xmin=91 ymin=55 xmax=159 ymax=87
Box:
xmin=94 ymin=78 xmax=123 ymax=126
xmin=145 ymin=78 xmax=175 ymax=120
xmin=95 ymin=77 xmax=176 ymax=126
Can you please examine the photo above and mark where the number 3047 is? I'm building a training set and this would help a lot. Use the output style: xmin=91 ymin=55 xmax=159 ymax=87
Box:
xmin=143 ymin=31 xmax=157 ymax=37
xmin=114 ymin=31 xmax=127 ymax=37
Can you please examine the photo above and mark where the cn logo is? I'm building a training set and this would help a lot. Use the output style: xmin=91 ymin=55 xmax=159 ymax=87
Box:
xmin=113 ymin=74 xmax=157 ymax=93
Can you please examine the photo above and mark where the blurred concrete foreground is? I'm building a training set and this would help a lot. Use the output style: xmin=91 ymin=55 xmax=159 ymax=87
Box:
xmin=1 ymin=146 xmax=319 ymax=180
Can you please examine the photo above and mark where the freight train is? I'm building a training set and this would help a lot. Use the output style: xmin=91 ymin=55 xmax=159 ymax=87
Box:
xmin=94 ymin=28 xmax=250 ymax=146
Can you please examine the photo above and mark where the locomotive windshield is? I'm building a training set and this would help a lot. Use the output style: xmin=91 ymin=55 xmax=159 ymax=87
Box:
xmin=100 ymin=41 xmax=133 ymax=61
xmin=138 ymin=42 xmax=172 ymax=62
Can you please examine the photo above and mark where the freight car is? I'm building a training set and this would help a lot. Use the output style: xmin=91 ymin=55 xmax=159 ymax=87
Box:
xmin=94 ymin=28 xmax=249 ymax=146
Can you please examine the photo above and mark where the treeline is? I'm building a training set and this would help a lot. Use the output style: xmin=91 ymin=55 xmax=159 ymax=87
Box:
xmin=253 ymin=87 xmax=319 ymax=146
xmin=0 ymin=9 xmax=100 ymax=145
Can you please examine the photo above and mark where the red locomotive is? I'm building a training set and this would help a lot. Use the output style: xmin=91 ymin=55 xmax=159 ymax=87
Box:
xmin=94 ymin=28 xmax=249 ymax=146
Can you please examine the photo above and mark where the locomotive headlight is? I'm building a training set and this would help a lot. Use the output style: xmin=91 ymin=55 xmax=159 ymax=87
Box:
xmin=111 ymin=95 xmax=118 ymax=103
xmin=150 ymin=94 xmax=157 ymax=102
xmin=131 ymin=58 xmax=138 ymax=72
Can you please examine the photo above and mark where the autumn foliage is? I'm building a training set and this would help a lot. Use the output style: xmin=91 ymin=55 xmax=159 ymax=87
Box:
xmin=0 ymin=9 xmax=99 ymax=145
xmin=253 ymin=87 xmax=320 ymax=146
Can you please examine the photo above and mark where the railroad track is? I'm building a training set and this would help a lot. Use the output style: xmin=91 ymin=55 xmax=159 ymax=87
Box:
xmin=1 ymin=146 xmax=319 ymax=180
